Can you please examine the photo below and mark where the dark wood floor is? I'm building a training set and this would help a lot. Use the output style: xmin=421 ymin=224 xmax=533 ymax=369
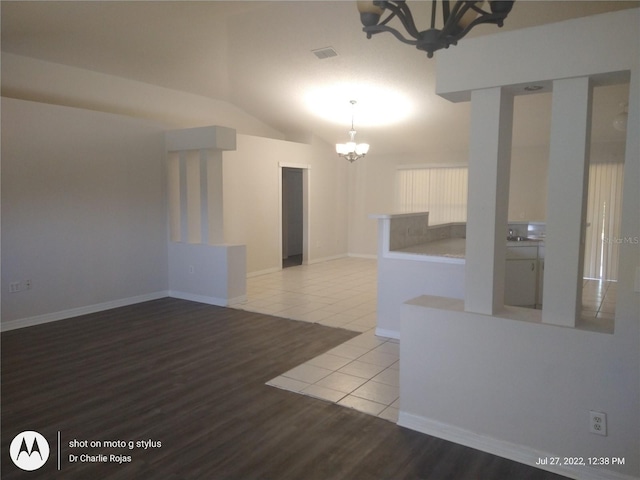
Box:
xmin=1 ymin=298 xmax=569 ymax=479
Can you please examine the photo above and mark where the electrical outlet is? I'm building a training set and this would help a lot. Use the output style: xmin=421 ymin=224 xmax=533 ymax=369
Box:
xmin=9 ymin=281 xmax=21 ymax=293
xmin=25 ymin=279 xmax=32 ymax=290
xmin=589 ymin=411 xmax=607 ymax=436
xmin=188 ymin=265 xmax=195 ymax=274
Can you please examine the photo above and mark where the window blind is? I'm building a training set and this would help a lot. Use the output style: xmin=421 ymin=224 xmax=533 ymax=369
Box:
xmin=583 ymin=161 xmax=624 ymax=281
xmin=396 ymin=166 xmax=468 ymax=225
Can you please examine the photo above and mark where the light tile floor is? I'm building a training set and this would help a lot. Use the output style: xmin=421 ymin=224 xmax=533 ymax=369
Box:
xmin=230 ymin=257 xmax=378 ymax=333
xmin=230 ymin=257 xmax=400 ymax=422
xmin=267 ymin=329 xmax=400 ymax=422
xmin=581 ymin=278 xmax=617 ymax=332
xmin=582 ymin=279 xmax=617 ymax=319
xmin=230 ymin=258 xmax=617 ymax=422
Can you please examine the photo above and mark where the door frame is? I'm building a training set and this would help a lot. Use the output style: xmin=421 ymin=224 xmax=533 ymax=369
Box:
xmin=279 ymin=162 xmax=310 ymax=267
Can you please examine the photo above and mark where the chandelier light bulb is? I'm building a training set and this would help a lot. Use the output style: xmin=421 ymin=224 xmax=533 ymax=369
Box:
xmin=355 ymin=143 xmax=370 ymax=156
xmin=336 ymin=101 xmax=370 ymax=162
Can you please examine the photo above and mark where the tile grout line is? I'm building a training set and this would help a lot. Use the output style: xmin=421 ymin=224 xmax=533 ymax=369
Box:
xmin=268 ymin=331 xmax=400 ymax=422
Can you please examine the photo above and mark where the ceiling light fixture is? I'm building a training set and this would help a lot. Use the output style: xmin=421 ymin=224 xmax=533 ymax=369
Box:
xmin=357 ymin=1 xmax=515 ymax=58
xmin=613 ymin=103 xmax=628 ymax=132
xmin=336 ymin=100 xmax=370 ymax=162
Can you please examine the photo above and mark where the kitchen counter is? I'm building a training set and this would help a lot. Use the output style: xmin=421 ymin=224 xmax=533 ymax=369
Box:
xmin=392 ymin=237 xmax=542 ymax=259
xmin=506 ymin=239 xmax=544 ymax=247
xmin=394 ymin=237 xmax=466 ymax=258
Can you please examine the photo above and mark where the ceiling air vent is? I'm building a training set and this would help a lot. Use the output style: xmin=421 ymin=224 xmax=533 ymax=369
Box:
xmin=312 ymin=47 xmax=338 ymax=60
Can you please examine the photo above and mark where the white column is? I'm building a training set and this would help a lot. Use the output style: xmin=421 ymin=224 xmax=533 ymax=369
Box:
xmin=167 ymin=152 xmax=181 ymax=242
xmin=178 ymin=151 xmax=189 ymax=243
xmin=542 ymin=77 xmax=592 ymax=327
xmin=464 ymin=87 xmax=513 ymax=315
xmin=205 ymin=149 xmax=224 ymax=245
xmin=185 ymin=150 xmax=201 ymax=243
xmin=199 ymin=150 xmax=209 ymax=245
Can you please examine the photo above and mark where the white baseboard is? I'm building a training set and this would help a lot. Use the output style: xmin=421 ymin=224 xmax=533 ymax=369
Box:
xmin=307 ymin=253 xmax=379 ymax=263
xmin=347 ymin=253 xmax=378 ymax=260
xmin=247 ymin=266 xmax=282 ymax=278
xmin=246 ymin=254 xmax=377 ymax=278
xmin=1 ymin=291 xmax=169 ymax=332
xmin=306 ymin=254 xmax=348 ymax=264
xmin=375 ymin=326 xmax=400 ymax=340
xmin=168 ymin=291 xmax=246 ymax=307
xmin=397 ymin=412 xmax=638 ymax=480
xmin=1 ymin=291 xmax=250 ymax=332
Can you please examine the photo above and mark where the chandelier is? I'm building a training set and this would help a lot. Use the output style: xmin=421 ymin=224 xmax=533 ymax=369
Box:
xmin=357 ymin=1 xmax=515 ymax=58
xmin=336 ymin=100 xmax=370 ymax=162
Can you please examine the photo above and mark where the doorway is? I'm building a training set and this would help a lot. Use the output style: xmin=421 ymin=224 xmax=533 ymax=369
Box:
xmin=282 ymin=167 xmax=304 ymax=268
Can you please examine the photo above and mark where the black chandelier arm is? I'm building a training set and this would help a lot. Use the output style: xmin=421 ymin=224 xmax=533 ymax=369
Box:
xmin=366 ymin=1 xmax=397 ymax=28
xmin=440 ymin=2 xmax=511 ymax=40
xmin=441 ymin=1 xmax=451 ymax=25
xmin=440 ymin=1 xmax=483 ymax=37
xmin=445 ymin=10 xmax=512 ymax=42
xmin=376 ymin=9 xmax=397 ymax=28
xmin=368 ymin=1 xmax=396 ymax=28
xmin=396 ymin=1 xmax=422 ymax=39
xmin=376 ymin=1 xmax=422 ymax=40
xmin=363 ymin=24 xmax=420 ymax=46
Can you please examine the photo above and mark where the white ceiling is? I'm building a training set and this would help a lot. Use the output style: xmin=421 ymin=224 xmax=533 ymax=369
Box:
xmin=1 ymin=1 xmax=635 ymax=156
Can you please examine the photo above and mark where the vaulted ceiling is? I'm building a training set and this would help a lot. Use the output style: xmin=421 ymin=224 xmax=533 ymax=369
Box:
xmin=2 ymin=1 xmax=635 ymax=156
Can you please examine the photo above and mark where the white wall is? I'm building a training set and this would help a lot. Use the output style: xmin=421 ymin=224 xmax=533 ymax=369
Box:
xmin=347 ymin=153 xmax=399 ymax=257
xmin=508 ymin=146 xmax=549 ymax=221
xmin=1 ymin=54 xmax=352 ymax=324
xmin=401 ymin=297 xmax=639 ymax=480
xmin=1 ymin=53 xmax=284 ymax=139
xmin=377 ymin=257 xmax=464 ymax=339
xmin=223 ymin=134 xmax=349 ymax=275
xmin=308 ymin=135 xmax=350 ymax=262
xmin=1 ymin=53 xmax=352 ymax=323
xmin=168 ymin=243 xmax=246 ymax=306
xmin=1 ymin=98 xmax=168 ymax=328
xmin=399 ymin=9 xmax=640 ymax=480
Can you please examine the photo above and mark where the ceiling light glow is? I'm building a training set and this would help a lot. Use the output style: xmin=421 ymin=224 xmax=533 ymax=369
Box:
xmin=304 ymin=83 xmax=413 ymax=127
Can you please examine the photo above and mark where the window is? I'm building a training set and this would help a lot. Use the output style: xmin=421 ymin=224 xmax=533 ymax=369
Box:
xmin=584 ymin=161 xmax=624 ymax=281
xmin=395 ymin=166 xmax=468 ymax=225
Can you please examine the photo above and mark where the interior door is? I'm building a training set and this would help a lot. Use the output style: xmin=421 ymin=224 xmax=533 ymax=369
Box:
xmin=282 ymin=167 xmax=303 ymax=267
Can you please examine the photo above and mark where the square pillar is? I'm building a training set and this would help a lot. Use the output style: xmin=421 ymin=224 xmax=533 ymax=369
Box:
xmin=199 ymin=150 xmax=209 ymax=244
xmin=542 ymin=77 xmax=592 ymax=327
xmin=185 ymin=150 xmax=201 ymax=243
xmin=204 ymin=149 xmax=225 ymax=245
xmin=464 ymin=87 xmax=514 ymax=315
xmin=178 ymin=151 xmax=189 ymax=242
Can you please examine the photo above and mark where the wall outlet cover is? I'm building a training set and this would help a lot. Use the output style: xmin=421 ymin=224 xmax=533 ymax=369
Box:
xmin=589 ymin=410 xmax=607 ymax=436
